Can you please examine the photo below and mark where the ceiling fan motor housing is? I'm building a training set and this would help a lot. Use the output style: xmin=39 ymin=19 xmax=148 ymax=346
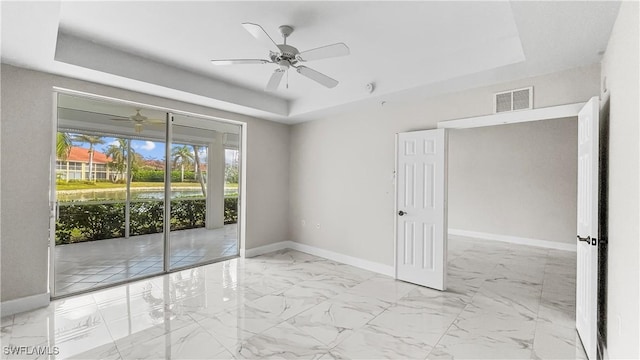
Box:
xmin=271 ymin=44 xmax=299 ymax=66
xmin=131 ymin=110 xmax=148 ymax=122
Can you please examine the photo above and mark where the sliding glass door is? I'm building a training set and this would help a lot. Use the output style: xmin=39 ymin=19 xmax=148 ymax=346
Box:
xmin=52 ymin=93 xmax=241 ymax=297
xmin=168 ymin=114 xmax=241 ymax=270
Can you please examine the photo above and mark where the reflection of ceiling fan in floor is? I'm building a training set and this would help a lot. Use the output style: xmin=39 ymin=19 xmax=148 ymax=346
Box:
xmin=211 ymin=23 xmax=350 ymax=91
xmin=111 ymin=110 xmax=164 ymax=133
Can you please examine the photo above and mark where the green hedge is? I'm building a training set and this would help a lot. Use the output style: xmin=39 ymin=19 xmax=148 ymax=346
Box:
xmin=131 ymin=169 xmax=202 ymax=182
xmin=224 ymin=197 xmax=238 ymax=224
xmin=56 ymin=197 xmax=238 ymax=245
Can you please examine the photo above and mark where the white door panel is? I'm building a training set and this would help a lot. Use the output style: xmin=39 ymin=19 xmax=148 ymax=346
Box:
xmin=395 ymin=129 xmax=447 ymax=291
xmin=576 ymin=96 xmax=599 ymax=360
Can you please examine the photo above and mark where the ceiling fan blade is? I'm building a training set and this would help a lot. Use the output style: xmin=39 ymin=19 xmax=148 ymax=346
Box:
xmin=210 ymin=59 xmax=270 ymax=66
xmin=242 ymin=23 xmax=281 ymax=54
xmin=298 ymin=43 xmax=350 ymax=62
xmin=296 ymin=66 xmax=339 ymax=88
xmin=265 ymin=69 xmax=285 ymax=92
xmin=109 ymin=118 xmax=132 ymax=122
xmin=146 ymin=119 xmax=166 ymax=124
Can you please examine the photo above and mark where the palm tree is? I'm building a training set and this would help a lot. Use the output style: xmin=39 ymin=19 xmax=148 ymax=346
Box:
xmin=73 ymin=134 xmax=104 ymax=181
xmin=171 ymin=145 xmax=194 ymax=182
xmin=105 ymin=138 xmax=135 ymax=182
xmin=193 ymin=145 xmax=207 ymax=197
xmin=56 ymin=132 xmax=72 ymax=160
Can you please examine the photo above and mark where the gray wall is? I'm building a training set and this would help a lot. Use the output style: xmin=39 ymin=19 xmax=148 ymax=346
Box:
xmin=289 ymin=64 xmax=600 ymax=266
xmin=0 ymin=64 xmax=290 ymax=303
xmin=449 ymin=118 xmax=577 ymax=244
xmin=600 ymin=1 xmax=639 ymax=358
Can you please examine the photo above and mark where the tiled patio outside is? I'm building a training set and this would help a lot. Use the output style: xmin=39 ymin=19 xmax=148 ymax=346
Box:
xmin=54 ymin=224 xmax=238 ymax=296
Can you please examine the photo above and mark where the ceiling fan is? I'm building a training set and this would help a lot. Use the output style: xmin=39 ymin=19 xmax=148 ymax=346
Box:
xmin=111 ymin=109 xmax=164 ymax=133
xmin=211 ymin=23 xmax=350 ymax=91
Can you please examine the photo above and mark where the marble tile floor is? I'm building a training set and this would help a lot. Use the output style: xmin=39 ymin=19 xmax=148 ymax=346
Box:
xmin=1 ymin=235 xmax=586 ymax=359
xmin=53 ymin=224 xmax=238 ymax=297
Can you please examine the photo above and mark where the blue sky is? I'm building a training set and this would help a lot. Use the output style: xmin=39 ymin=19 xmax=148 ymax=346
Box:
xmin=129 ymin=139 xmax=165 ymax=160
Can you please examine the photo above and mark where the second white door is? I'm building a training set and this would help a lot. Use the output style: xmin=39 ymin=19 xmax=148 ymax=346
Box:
xmin=395 ymin=129 xmax=447 ymax=291
xmin=576 ymin=96 xmax=600 ymax=360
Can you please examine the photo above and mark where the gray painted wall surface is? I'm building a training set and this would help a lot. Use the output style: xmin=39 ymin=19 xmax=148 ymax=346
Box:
xmin=448 ymin=118 xmax=578 ymax=244
xmin=599 ymin=1 xmax=639 ymax=358
xmin=0 ymin=64 xmax=290 ymax=302
xmin=289 ymin=64 xmax=600 ymax=266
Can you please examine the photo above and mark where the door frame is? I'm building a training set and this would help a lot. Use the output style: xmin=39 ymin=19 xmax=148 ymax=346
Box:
xmin=49 ymin=87 xmax=247 ymax=298
xmin=393 ymin=102 xmax=589 ymax=285
xmin=432 ymin=99 xmax=602 ymax=359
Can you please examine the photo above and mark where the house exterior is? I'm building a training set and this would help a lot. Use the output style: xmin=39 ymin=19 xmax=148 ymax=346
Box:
xmin=56 ymin=146 xmax=114 ymax=181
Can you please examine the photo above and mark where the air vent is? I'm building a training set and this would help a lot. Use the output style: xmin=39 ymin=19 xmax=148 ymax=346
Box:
xmin=494 ymin=87 xmax=533 ymax=113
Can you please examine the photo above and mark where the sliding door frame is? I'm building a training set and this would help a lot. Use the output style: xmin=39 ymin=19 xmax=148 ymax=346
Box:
xmin=163 ymin=112 xmax=173 ymax=272
xmin=49 ymin=88 xmax=246 ymax=299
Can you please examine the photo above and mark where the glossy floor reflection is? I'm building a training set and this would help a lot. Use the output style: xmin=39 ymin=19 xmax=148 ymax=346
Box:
xmin=54 ymin=225 xmax=238 ymax=296
xmin=2 ymin=236 xmax=586 ymax=359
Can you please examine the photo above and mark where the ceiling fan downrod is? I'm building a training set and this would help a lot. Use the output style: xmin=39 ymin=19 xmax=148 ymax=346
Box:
xmin=279 ymin=25 xmax=294 ymax=45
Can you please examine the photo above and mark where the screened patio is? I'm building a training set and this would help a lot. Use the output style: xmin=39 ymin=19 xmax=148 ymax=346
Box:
xmin=54 ymin=224 xmax=238 ymax=296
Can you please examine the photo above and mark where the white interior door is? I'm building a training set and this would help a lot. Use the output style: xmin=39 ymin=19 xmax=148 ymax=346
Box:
xmin=576 ymin=96 xmax=599 ymax=360
xmin=395 ymin=129 xmax=447 ymax=291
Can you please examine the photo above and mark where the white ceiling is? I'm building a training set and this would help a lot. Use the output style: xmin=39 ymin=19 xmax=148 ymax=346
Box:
xmin=1 ymin=1 xmax=621 ymax=124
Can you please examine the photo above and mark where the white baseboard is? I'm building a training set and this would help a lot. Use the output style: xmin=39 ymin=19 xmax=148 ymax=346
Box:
xmin=1 ymin=292 xmax=50 ymax=317
xmin=289 ymin=242 xmax=395 ymax=277
xmin=242 ymin=241 xmax=394 ymax=277
xmin=242 ymin=241 xmax=292 ymax=258
xmin=449 ymin=229 xmax=576 ymax=252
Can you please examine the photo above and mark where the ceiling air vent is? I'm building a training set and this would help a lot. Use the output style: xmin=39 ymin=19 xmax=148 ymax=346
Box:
xmin=494 ymin=87 xmax=533 ymax=113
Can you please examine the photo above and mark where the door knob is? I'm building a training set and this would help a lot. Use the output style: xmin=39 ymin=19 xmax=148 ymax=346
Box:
xmin=398 ymin=210 xmax=406 ymax=216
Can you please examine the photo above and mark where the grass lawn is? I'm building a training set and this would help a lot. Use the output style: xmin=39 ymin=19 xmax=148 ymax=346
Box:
xmin=57 ymin=182 xmax=239 ymax=191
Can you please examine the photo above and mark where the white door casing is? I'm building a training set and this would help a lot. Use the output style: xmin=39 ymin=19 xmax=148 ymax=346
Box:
xmin=395 ymin=129 xmax=447 ymax=291
xmin=576 ymin=96 xmax=599 ymax=360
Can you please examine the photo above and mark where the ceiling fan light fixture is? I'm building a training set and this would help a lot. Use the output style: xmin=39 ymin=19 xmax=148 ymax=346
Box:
xmin=134 ymin=123 xmax=143 ymax=133
xmin=277 ymin=60 xmax=290 ymax=70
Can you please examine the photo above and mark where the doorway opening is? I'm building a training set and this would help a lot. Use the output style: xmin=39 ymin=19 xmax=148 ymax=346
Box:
xmin=439 ymin=99 xmax=600 ymax=360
